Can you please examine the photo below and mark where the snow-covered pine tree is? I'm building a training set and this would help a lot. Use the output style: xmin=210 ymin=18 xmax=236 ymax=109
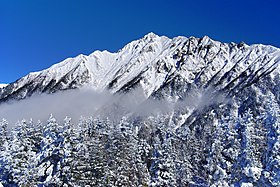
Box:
xmin=70 ymin=117 xmax=107 ymax=186
xmin=112 ymin=116 xmax=147 ymax=187
xmin=36 ymin=115 xmax=65 ymax=185
xmin=0 ymin=119 xmax=12 ymax=186
xmin=52 ymin=116 xmax=80 ymax=186
xmin=7 ymin=119 xmax=39 ymax=185
xmin=207 ymin=112 xmax=237 ymax=187
xmin=260 ymin=96 xmax=280 ymax=186
xmin=0 ymin=119 xmax=8 ymax=149
xmin=226 ymin=109 xmax=264 ymax=186
xmin=148 ymin=114 xmax=178 ymax=186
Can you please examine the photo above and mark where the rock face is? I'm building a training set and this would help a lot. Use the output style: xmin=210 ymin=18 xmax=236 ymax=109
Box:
xmin=0 ymin=33 xmax=280 ymax=186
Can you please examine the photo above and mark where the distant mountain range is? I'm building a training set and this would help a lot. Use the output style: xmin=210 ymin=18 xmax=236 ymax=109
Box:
xmin=0 ymin=33 xmax=280 ymax=186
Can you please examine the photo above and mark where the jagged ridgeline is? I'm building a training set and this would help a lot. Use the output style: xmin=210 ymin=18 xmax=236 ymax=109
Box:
xmin=0 ymin=33 xmax=280 ymax=186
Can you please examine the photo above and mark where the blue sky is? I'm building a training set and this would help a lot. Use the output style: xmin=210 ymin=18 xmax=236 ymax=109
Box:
xmin=1 ymin=0 xmax=280 ymax=83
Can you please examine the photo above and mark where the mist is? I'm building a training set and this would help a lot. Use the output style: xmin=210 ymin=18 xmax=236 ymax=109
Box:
xmin=0 ymin=86 xmax=228 ymax=128
xmin=0 ymin=88 xmax=114 ymax=127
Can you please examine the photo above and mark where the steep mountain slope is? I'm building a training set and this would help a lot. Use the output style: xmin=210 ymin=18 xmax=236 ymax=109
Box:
xmin=0 ymin=33 xmax=280 ymax=186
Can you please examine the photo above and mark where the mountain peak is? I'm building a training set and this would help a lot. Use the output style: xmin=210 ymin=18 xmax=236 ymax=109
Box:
xmin=143 ymin=32 xmax=159 ymax=39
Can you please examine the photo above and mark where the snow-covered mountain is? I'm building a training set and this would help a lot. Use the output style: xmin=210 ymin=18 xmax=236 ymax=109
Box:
xmin=1 ymin=33 xmax=280 ymax=186
xmin=1 ymin=33 xmax=279 ymax=102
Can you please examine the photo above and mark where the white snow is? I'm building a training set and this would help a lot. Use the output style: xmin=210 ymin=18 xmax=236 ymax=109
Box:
xmin=0 ymin=84 xmax=8 ymax=88
xmin=45 ymin=163 xmax=54 ymax=182
xmin=244 ymin=166 xmax=262 ymax=181
xmin=240 ymin=182 xmax=253 ymax=187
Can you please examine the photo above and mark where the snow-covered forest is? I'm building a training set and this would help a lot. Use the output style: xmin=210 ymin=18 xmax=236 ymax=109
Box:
xmin=0 ymin=104 xmax=279 ymax=186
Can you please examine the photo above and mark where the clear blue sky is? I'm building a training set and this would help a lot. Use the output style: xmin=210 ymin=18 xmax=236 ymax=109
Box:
xmin=1 ymin=0 xmax=280 ymax=83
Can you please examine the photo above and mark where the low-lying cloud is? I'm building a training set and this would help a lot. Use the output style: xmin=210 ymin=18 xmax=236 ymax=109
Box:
xmin=0 ymin=86 xmax=228 ymax=128
xmin=0 ymin=88 xmax=114 ymax=127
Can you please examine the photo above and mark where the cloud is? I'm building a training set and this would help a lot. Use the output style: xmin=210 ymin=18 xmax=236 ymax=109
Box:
xmin=0 ymin=86 xmax=228 ymax=128
xmin=175 ymin=87 xmax=228 ymax=111
xmin=0 ymin=87 xmax=113 ymax=127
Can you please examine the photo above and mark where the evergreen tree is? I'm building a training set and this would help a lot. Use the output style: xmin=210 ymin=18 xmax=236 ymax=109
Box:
xmin=36 ymin=115 xmax=65 ymax=185
xmin=70 ymin=117 xmax=107 ymax=186
xmin=0 ymin=119 xmax=8 ymax=148
xmin=6 ymin=119 xmax=39 ymax=186
xmin=261 ymin=97 xmax=280 ymax=186
xmin=52 ymin=117 xmax=79 ymax=186
xmin=0 ymin=119 xmax=12 ymax=186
